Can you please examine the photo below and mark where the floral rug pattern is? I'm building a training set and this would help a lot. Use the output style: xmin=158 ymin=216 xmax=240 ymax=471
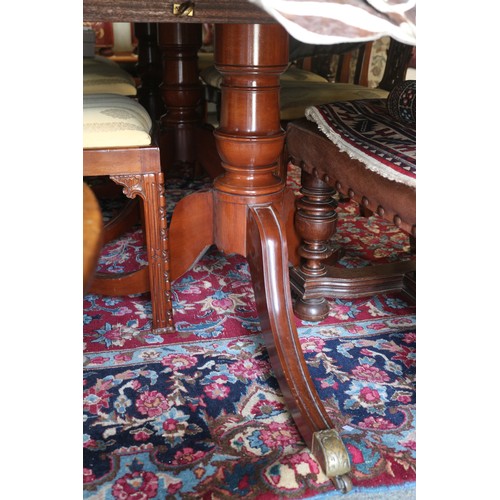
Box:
xmin=83 ymin=164 xmax=416 ymax=498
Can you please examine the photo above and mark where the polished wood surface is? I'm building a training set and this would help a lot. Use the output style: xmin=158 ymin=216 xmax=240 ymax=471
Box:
xmin=158 ymin=23 xmax=203 ymax=174
xmin=83 ymin=182 xmax=104 ymax=294
xmin=247 ymin=203 xmax=334 ymax=448
xmin=83 ymin=0 xmax=273 ymax=23
xmin=135 ymin=22 xmax=164 ymax=121
xmin=169 ymin=190 xmax=214 ymax=280
xmin=287 ymin=119 xmax=416 ymax=236
xmin=168 ymin=23 xmax=338 ymax=459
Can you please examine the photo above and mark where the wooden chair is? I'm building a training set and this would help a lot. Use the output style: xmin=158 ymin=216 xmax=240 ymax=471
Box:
xmin=286 ymin=82 xmax=416 ymax=321
xmin=83 ymin=51 xmax=146 ymax=242
xmin=83 ymin=93 xmax=174 ymax=333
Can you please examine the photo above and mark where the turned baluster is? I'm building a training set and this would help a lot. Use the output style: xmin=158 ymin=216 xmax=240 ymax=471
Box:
xmin=158 ymin=23 xmax=203 ymax=176
xmin=293 ymin=170 xmax=339 ymax=321
xmin=134 ymin=23 xmax=164 ymax=121
xmin=212 ymin=23 xmax=288 ymax=255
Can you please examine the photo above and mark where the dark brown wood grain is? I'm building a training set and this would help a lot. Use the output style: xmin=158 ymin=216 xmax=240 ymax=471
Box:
xmin=158 ymin=23 xmax=203 ymax=175
xmin=135 ymin=23 xmax=165 ymax=121
xmin=164 ymin=25 xmax=337 ymax=445
xmin=247 ymin=204 xmax=335 ymax=450
xmin=83 ymin=0 xmax=274 ymax=23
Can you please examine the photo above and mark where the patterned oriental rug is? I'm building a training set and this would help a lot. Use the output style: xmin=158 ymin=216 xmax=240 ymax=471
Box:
xmin=83 ymin=165 xmax=416 ymax=499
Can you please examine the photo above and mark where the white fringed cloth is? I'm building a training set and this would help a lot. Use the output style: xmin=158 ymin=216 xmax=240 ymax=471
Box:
xmin=305 ymin=99 xmax=416 ymax=187
xmin=249 ymin=0 xmax=416 ymax=46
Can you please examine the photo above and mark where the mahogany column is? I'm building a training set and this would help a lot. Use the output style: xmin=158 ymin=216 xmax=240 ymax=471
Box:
xmin=212 ymin=24 xmax=287 ymax=255
xmin=158 ymin=23 xmax=203 ymax=175
xmin=292 ymin=169 xmax=339 ymax=321
xmin=135 ymin=23 xmax=164 ymax=121
xmin=168 ymin=23 xmax=351 ymax=491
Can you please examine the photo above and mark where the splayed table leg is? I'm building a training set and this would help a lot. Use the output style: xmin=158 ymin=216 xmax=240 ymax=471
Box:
xmin=168 ymin=23 xmax=352 ymax=490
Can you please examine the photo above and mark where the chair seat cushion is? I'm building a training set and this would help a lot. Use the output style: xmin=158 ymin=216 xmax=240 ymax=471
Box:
xmin=200 ymin=63 xmax=388 ymax=120
xmin=304 ymin=99 xmax=415 ymax=187
xmin=83 ymin=94 xmax=152 ymax=148
xmin=280 ymin=82 xmax=388 ymax=121
xmin=83 ymin=56 xmax=137 ymax=96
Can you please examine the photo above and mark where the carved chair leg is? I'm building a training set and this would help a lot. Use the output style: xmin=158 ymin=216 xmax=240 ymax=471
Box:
xmin=110 ymin=172 xmax=174 ymax=333
xmin=290 ymin=168 xmax=416 ymax=311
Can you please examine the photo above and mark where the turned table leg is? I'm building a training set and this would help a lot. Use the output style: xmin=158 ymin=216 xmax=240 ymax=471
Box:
xmin=135 ymin=22 xmax=164 ymax=122
xmin=292 ymin=170 xmax=339 ymax=321
xmin=213 ymin=23 xmax=352 ymax=490
xmin=158 ymin=23 xmax=203 ymax=176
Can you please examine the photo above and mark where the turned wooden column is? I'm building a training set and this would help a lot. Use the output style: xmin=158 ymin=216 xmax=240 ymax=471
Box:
xmin=134 ymin=23 xmax=164 ymax=121
xmin=293 ymin=170 xmax=338 ymax=321
xmin=158 ymin=23 xmax=203 ymax=175
xmin=168 ymin=23 xmax=296 ymax=280
xmin=213 ymin=22 xmax=335 ymax=450
xmin=212 ymin=23 xmax=287 ymax=255
xmin=289 ymin=168 xmax=417 ymax=315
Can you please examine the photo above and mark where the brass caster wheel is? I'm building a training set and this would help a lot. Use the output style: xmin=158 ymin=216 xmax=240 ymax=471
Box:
xmin=334 ymin=473 xmax=352 ymax=494
xmin=311 ymin=429 xmax=352 ymax=494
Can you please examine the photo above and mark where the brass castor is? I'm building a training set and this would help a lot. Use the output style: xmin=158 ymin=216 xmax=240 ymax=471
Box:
xmin=333 ymin=474 xmax=353 ymax=494
xmin=311 ymin=429 xmax=352 ymax=494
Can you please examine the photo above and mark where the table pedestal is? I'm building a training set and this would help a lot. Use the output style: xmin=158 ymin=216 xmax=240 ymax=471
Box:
xmin=168 ymin=23 xmax=352 ymax=492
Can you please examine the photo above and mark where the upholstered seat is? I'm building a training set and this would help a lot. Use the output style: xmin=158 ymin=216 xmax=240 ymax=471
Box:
xmin=83 ymin=55 xmax=137 ymax=96
xmin=83 ymin=93 xmax=152 ymax=148
xmin=83 ymin=93 xmax=174 ymax=333
xmin=82 ymin=57 xmax=147 ymax=268
xmin=288 ymin=113 xmax=415 ymax=233
xmin=200 ymin=63 xmax=387 ymax=122
xmin=279 ymin=80 xmax=388 ymax=121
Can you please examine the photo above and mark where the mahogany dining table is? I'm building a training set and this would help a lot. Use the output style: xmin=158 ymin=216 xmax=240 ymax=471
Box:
xmin=82 ymin=0 xmax=398 ymax=490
